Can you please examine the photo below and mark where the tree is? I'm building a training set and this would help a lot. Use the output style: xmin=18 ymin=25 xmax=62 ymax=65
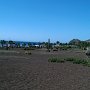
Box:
xmin=0 ymin=40 xmax=6 ymax=47
xmin=42 ymin=42 xmax=45 ymax=44
xmin=78 ymin=41 xmax=90 ymax=49
xmin=22 ymin=43 xmax=26 ymax=48
xmin=45 ymin=42 xmax=48 ymax=49
xmin=45 ymin=42 xmax=52 ymax=50
xmin=8 ymin=40 xmax=14 ymax=48
xmin=59 ymin=43 xmax=62 ymax=45
xmin=15 ymin=42 xmax=20 ymax=48
xmin=56 ymin=41 xmax=60 ymax=44
xmin=28 ymin=42 xmax=32 ymax=47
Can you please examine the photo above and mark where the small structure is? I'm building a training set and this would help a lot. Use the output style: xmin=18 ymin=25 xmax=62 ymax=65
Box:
xmin=35 ymin=45 xmax=39 ymax=47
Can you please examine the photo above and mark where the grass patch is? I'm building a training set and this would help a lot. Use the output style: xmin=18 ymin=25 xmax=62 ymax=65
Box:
xmin=64 ymin=58 xmax=75 ymax=62
xmin=48 ymin=57 xmax=65 ymax=63
xmin=82 ymin=60 xmax=90 ymax=67
xmin=73 ymin=59 xmax=86 ymax=64
xmin=64 ymin=57 xmax=89 ymax=65
xmin=48 ymin=57 xmax=90 ymax=67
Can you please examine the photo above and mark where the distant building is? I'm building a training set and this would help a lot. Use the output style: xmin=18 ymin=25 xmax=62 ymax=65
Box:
xmin=40 ymin=44 xmax=46 ymax=48
xmin=35 ymin=45 xmax=39 ymax=47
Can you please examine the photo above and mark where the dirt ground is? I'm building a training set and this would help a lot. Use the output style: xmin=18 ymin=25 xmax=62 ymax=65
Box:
xmin=0 ymin=48 xmax=90 ymax=90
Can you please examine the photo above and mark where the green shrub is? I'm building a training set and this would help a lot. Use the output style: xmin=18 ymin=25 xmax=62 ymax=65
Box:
xmin=82 ymin=61 xmax=90 ymax=67
xmin=81 ymin=60 xmax=88 ymax=64
xmin=65 ymin=58 xmax=88 ymax=65
xmin=48 ymin=57 xmax=57 ymax=62
xmin=73 ymin=59 xmax=83 ymax=64
xmin=48 ymin=57 xmax=90 ymax=67
xmin=65 ymin=58 xmax=75 ymax=61
xmin=56 ymin=58 xmax=65 ymax=63
xmin=48 ymin=57 xmax=65 ymax=63
xmin=87 ymin=63 xmax=90 ymax=67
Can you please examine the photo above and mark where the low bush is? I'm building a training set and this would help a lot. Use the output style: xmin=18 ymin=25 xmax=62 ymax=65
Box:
xmin=73 ymin=59 xmax=84 ymax=64
xmin=48 ymin=57 xmax=65 ymax=63
xmin=48 ymin=57 xmax=90 ymax=67
xmin=48 ymin=57 xmax=57 ymax=62
xmin=57 ymin=59 xmax=65 ymax=63
xmin=80 ymin=60 xmax=88 ymax=65
xmin=53 ymin=48 xmax=58 ymax=51
xmin=24 ymin=48 xmax=35 ymax=50
xmin=65 ymin=58 xmax=90 ymax=67
xmin=86 ymin=63 xmax=90 ymax=67
xmin=82 ymin=61 xmax=90 ymax=67
xmin=25 ymin=51 xmax=31 ymax=55
xmin=65 ymin=58 xmax=75 ymax=61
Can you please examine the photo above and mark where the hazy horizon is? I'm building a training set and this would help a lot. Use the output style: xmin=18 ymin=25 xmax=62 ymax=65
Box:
xmin=0 ymin=38 xmax=90 ymax=44
xmin=0 ymin=0 xmax=90 ymax=43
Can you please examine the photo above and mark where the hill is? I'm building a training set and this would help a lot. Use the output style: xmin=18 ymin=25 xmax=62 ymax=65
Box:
xmin=69 ymin=39 xmax=81 ymax=45
xmin=86 ymin=39 xmax=90 ymax=42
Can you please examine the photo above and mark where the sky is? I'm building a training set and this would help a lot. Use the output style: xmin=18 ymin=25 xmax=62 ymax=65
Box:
xmin=0 ymin=0 xmax=90 ymax=43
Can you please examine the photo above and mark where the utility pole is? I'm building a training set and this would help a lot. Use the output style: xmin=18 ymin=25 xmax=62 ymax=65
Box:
xmin=48 ymin=38 xmax=50 ymax=52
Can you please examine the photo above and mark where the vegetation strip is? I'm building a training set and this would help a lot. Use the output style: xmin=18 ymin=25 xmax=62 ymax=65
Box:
xmin=48 ymin=57 xmax=90 ymax=67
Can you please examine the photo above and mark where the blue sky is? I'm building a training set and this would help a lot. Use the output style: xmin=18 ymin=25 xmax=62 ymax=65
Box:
xmin=0 ymin=0 xmax=90 ymax=42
